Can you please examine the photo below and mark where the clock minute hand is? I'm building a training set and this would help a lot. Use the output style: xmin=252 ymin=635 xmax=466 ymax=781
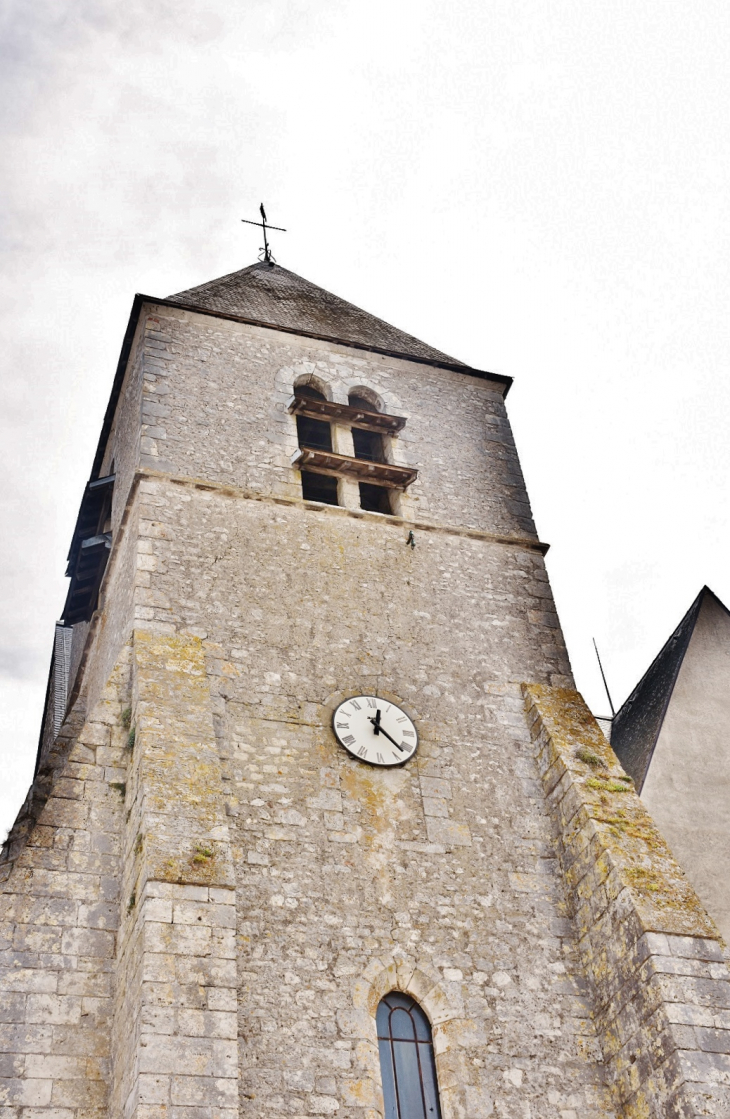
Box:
xmin=368 ymin=716 xmax=404 ymax=752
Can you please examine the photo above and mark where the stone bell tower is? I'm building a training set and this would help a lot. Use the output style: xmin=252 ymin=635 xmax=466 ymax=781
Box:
xmin=2 ymin=259 xmax=730 ymax=1119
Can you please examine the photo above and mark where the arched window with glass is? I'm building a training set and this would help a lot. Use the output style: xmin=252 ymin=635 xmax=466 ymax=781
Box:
xmin=376 ymin=992 xmax=442 ymax=1119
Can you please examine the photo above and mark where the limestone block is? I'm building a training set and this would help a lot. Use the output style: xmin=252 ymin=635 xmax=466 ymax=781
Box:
xmin=137 ymin=1073 xmax=170 ymax=1103
xmin=137 ymin=1036 xmax=237 ymax=1079
xmin=25 ymin=996 xmax=81 ymax=1026
xmin=424 ymin=818 xmax=471 ymax=847
xmin=60 ymin=927 xmax=115 ymax=958
xmin=0 ymin=1025 xmax=53 ymax=1054
xmin=49 ymin=1077 xmax=107 ymax=1107
xmin=0 ymin=1055 xmax=24 ymax=1078
xmin=37 ymin=799 xmax=88 ymax=831
xmin=206 ymin=988 xmax=237 ymax=1013
xmin=0 ymin=1077 xmax=53 ymax=1106
xmin=168 ymin=1075 xmax=238 ymax=1106
xmin=0 ymin=968 xmax=58 ymax=994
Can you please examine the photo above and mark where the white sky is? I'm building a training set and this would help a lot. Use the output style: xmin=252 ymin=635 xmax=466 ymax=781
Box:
xmin=2 ymin=0 xmax=729 ymax=838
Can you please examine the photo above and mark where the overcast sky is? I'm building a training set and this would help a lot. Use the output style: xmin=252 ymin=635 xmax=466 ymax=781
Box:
xmin=2 ymin=0 xmax=729 ymax=837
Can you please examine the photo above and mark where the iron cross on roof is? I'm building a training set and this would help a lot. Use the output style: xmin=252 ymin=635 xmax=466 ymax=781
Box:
xmin=241 ymin=203 xmax=286 ymax=264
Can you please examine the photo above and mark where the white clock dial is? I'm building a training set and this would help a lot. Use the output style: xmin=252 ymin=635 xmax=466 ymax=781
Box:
xmin=332 ymin=696 xmax=418 ymax=767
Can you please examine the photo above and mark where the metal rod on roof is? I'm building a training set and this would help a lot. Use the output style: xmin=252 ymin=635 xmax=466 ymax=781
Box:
xmin=593 ymin=638 xmax=616 ymax=718
xmin=241 ymin=203 xmax=287 ymax=264
xmin=260 ymin=203 xmax=270 ymax=262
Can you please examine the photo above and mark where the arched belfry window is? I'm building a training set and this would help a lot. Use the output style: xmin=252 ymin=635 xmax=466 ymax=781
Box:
xmin=293 ymin=385 xmax=339 ymax=506
xmin=290 ymin=382 xmax=414 ymax=511
xmin=348 ymin=392 xmax=392 ymax=514
xmin=376 ymin=993 xmax=442 ymax=1119
xmin=295 ymin=386 xmax=333 ymax=452
xmin=348 ymin=392 xmax=386 ymax=464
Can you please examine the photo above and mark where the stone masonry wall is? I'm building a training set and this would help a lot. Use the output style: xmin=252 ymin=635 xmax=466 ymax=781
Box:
xmin=110 ymin=630 xmax=238 ymax=1119
xmin=128 ymin=473 xmax=614 ymax=1118
xmin=126 ymin=304 xmax=538 ymax=541
xmin=0 ymin=647 xmax=131 ymax=1119
xmin=524 ymin=684 xmax=730 ymax=1117
xmin=77 ymin=498 xmax=140 ymax=727
xmin=130 ymin=470 xmax=567 ymax=687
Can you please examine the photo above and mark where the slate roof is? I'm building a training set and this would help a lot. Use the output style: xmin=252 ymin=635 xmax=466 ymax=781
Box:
xmin=169 ymin=261 xmax=466 ymax=366
xmin=611 ymin=587 xmax=724 ymax=790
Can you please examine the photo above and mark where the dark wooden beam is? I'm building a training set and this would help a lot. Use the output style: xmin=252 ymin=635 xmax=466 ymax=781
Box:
xmin=292 ymin=448 xmax=417 ymax=488
xmin=288 ymin=396 xmax=407 ymax=433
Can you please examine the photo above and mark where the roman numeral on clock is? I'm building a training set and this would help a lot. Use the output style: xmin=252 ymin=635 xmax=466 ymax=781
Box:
xmin=366 ymin=698 xmax=377 ymax=708
xmin=357 ymin=745 xmax=368 ymax=758
xmin=342 ymin=735 xmax=356 ymax=746
xmin=350 ymin=699 xmax=361 ymax=710
xmin=336 ymin=722 xmax=349 ymax=729
xmin=376 ymin=752 xmax=385 ymax=764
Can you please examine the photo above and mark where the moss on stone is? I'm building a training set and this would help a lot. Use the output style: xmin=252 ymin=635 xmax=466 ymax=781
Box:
xmin=586 ymin=777 xmax=632 ymax=793
xmin=523 ymin=683 xmax=721 ymax=941
xmin=575 ymin=747 xmax=602 ymax=767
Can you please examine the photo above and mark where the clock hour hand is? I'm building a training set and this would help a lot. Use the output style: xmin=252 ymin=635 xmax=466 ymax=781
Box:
xmin=368 ymin=715 xmax=404 ymax=752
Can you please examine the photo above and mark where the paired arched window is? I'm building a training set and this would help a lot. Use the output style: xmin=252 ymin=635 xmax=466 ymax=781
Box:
xmin=377 ymin=993 xmax=442 ymax=1119
xmin=348 ymin=393 xmax=386 ymax=464
xmin=292 ymin=384 xmax=394 ymax=514
xmin=295 ymin=386 xmax=333 ymax=452
xmin=294 ymin=386 xmax=339 ymax=505
xmin=347 ymin=392 xmax=392 ymax=514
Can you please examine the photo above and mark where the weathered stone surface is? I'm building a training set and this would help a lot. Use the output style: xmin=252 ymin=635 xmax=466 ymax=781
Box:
xmin=1 ymin=285 xmax=724 ymax=1119
xmin=0 ymin=649 xmax=131 ymax=1119
xmin=524 ymin=684 xmax=730 ymax=1117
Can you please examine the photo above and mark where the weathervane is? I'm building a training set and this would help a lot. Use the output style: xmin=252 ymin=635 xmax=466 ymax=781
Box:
xmin=241 ymin=203 xmax=286 ymax=264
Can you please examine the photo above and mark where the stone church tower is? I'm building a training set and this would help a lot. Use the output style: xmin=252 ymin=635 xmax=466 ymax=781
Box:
xmin=2 ymin=261 xmax=730 ymax=1119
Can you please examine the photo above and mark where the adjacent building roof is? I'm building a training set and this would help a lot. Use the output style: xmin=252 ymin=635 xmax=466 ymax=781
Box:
xmin=611 ymin=587 xmax=728 ymax=789
xmin=169 ymin=261 xmax=466 ymax=367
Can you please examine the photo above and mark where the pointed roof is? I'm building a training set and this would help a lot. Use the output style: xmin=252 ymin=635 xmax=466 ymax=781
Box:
xmin=169 ymin=261 xmax=466 ymax=367
xmin=611 ymin=587 xmax=730 ymax=789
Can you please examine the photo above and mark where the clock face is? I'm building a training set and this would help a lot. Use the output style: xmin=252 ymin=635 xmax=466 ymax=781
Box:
xmin=332 ymin=696 xmax=418 ymax=767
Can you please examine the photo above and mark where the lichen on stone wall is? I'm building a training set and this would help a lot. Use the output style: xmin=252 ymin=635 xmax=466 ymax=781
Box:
xmin=524 ymin=684 xmax=730 ymax=1119
xmin=132 ymin=628 xmax=235 ymax=889
xmin=523 ymin=683 xmax=719 ymax=940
